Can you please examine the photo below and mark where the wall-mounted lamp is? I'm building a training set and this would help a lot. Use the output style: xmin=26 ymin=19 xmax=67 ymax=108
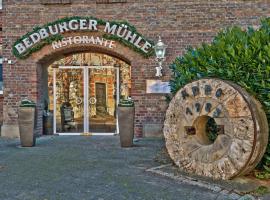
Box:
xmin=2 ymin=57 xmax=15 ymax=65
xmin=154 ymin=36 xmax=167 ymax=77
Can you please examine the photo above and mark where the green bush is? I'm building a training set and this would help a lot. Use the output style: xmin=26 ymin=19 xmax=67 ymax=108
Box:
xmin=169 ymin=18 xmax=270 ymax=173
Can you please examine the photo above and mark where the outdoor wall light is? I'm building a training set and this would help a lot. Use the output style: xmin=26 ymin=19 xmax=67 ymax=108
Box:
xmin=154 ymin=36 xmax=167 ymax=77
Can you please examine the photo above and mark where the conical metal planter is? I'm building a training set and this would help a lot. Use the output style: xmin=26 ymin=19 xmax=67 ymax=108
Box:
xmin=18 ymin=100 xmax=36 ymax=147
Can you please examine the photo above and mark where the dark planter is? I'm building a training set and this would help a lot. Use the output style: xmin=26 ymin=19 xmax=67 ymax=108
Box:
xmin=118 ymin=106 xmax=135 ymax=147
xmin=43 ymin=111 xmax=53 ymax=135
xmin=18 ymin=100 xmax=36 ymax=147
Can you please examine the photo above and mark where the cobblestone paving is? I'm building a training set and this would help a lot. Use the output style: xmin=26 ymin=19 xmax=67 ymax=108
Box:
xmin=0 ymin=136 xmax=263 ymax=200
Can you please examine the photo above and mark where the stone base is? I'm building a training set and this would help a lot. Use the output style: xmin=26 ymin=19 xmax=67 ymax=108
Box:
xmin=1 ymin=124 xmax=20 ymax=138
xmin=143 ymin=123 xmax=163 ymax=137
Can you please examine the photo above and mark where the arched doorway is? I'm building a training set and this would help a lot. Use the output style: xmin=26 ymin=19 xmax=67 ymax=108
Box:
xmin=0 ymin=31 xmax=145 ymax=138
xmin=46 ymin=52 xmax=131 ymax=135
xmin=30 ymin=37 xmax=142 ymax=138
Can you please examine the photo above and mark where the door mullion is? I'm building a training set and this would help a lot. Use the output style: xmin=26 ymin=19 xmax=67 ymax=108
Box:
xmin=53 ymin=68 xmax=57 ymax=134
xmin=116 ymin=67 xmax=120 ymax=134
xmin=83 ymin=66 xmax=89 ymax=133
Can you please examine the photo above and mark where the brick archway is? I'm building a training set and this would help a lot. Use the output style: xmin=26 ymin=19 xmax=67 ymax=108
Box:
xmin=2 ymin=32 xmax=146 ymax=138
xmin=33 ymin=32 xmax=141 ymax=65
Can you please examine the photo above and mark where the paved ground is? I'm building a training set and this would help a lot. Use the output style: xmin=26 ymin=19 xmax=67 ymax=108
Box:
xmin=0 ymin=136 xmax=263 ymax=200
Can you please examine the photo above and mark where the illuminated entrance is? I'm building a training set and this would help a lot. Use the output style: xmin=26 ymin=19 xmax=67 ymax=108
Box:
xmin=47 ymin=53 xmax=131 ymax=135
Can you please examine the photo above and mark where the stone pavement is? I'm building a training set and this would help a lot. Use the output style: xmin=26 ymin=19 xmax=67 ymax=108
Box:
xmin=0 ymin=136 xmax=265 ymax=200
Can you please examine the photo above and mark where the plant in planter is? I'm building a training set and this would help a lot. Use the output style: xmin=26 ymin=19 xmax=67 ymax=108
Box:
xmin=118 ymin=98 xmax=135 ymax=147
xmin=119 ymin=98 xmax=135 ymax=107
xmin=169 ymin=17 xmax=270 ymax=177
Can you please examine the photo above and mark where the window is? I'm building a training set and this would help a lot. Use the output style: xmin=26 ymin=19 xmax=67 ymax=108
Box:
xmin=0 ymin=0 xmax=2 ymax=9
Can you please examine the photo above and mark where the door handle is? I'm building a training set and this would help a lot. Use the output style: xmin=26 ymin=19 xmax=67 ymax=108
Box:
xmin=89 ymin=97 xmax=97 ymax=105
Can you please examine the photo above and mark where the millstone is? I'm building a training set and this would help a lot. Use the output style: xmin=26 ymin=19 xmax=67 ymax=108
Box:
xmin=164 ymin=78 xmax=269 ymax=180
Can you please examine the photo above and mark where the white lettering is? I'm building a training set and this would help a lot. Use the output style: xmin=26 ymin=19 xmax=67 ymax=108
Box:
xmin=30 ymin=32 xmax=41 ymax=44
xmin=79 ymin=19 xmax=87 ymax=30
xmin=95 ymin=37 xmax=103 ymax=46
xmin=15 ymin=19 xmax=153 ymax=58
xmin=89 ymin=20 xmax=98 ymax=31
xmin=69 ymin=20 xmax=79 ymax=30
xmin=58 ymin=22 xmax=69 ymax=33
xmin=74 ymin=36 xmax=82 ymax=44
xmin=52 ymin=41 xmax=61 ymax=49
xmin=48 ymin=25 xmax=59 ymax=35
xmin=134 ymin=36 xmax=142 ymax=48
xmin=103 ymin=39 xmax=108 ymax=47
xmin=125 ymin=31 xmax=137 ymax=43
xmin=22 ymin=38 xmax=33 ymax=48
xmin=89 ymin=36 xmax=96 ymax=44
xmin=67 ymin=37 xmax=73 ymax=45
xmin=82 ymin=36 xmax=89 ymax=44
xmin=108 ymin=41 xmax=115 ymax=49
xmin=116 ymin=26 xmax=127 ymax=38
xmin=141 ymin=41 xmax=152 ymax=53
xmin=51 ymin=36 xmax=116 ymax=50
xmin=39 ymin=28 xmax=49 ymax=39
xmin=15 ymin=43 xmax=26 ymax=54
xmin=104 ymin=22 xmax=117 ymax=35
xmin=62 ymin=38 xmax=68 ymax=47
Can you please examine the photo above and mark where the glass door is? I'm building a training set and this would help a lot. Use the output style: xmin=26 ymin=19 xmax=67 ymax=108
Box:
xmin=53 ymin=66 xmax=84 ymax=134
xmin=88 ymin=66 xmax=119 ymax=134
xmin=52 ymin=65 xmax=119 ymax=135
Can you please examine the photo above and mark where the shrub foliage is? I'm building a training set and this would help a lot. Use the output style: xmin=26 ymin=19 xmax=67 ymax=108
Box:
xmin=169 ymin=18 xmax=270 ymax=172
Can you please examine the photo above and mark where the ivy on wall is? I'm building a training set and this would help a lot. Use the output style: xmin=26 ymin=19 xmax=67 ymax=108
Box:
xmin=169 ymin=18 xmax=270 ymax=176
xmin=12 ymin=16 xmax=154 ymax=59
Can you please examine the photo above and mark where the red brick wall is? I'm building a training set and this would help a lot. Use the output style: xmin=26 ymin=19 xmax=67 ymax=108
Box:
xmin=2 ymin=0 xmax=270 ymax=137
xmin=0 ymin=9 xmax=2 ymax=131
xmin=0 ymin=95 xmax=3 ymax=125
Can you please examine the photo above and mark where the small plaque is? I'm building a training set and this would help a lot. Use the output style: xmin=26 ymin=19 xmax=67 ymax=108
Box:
xmin=146 ymin=80 xmax=171 ymax=94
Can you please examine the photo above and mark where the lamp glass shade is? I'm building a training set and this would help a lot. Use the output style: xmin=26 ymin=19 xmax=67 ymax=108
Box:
xmin=155 ymin=48 xmax=164 ymax=59
xmin=154 ymin=37 xmax=167 ymax=59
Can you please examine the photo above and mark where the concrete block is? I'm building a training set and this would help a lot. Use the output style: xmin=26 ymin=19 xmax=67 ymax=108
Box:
xmin=143 ymin=123 xmax=163 ymax=137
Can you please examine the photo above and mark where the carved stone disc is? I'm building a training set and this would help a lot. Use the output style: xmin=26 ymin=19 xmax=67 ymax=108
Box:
xmin=164 ymin=78 xmax=269 ymax=179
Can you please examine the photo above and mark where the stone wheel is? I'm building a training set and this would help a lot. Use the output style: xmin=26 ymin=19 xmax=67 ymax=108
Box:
xmin=164 ymin=78 xmax=269 ymax=179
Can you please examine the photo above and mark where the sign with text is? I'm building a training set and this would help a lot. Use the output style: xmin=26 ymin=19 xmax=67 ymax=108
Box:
xmin=51 ymin=35 xmax=116 ymax=50
xmin=12 ymin=17 xmax=154 ymax=59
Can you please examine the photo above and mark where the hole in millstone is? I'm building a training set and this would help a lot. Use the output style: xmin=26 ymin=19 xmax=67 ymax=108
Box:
xmin=206 ymin=117 xmax=219 ymax=143
xmin=192 ymin=116 xmax=219 ymax=145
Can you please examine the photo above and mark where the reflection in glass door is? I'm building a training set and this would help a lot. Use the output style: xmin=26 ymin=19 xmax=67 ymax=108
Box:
xmin=52 ymin=66 xmax=119 ymax=135
xmin=88 ymin=67 xmax=119 ymax=133
xmin=53 ymin=67 xmax=84 ymax=134
xmin=48 ymin=53 xmax=131 ymax=135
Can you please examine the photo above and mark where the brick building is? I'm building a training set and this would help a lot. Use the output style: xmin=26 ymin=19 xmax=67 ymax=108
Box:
xmin=1 ymin=0 xmax=270 ymax=138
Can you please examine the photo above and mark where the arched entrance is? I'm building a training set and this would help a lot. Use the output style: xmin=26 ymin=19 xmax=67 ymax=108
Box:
xmin=46 ymin=52 xmax=131 ymax=135
xmin=2 ymin=17 xmax=155 ymax=138
xmin=31 ymin=34 xmax=141 ymax=137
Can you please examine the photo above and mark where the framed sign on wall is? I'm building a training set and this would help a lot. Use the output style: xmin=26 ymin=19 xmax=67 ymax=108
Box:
xmin=146 ymin=80 xmax=171 ymax=94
